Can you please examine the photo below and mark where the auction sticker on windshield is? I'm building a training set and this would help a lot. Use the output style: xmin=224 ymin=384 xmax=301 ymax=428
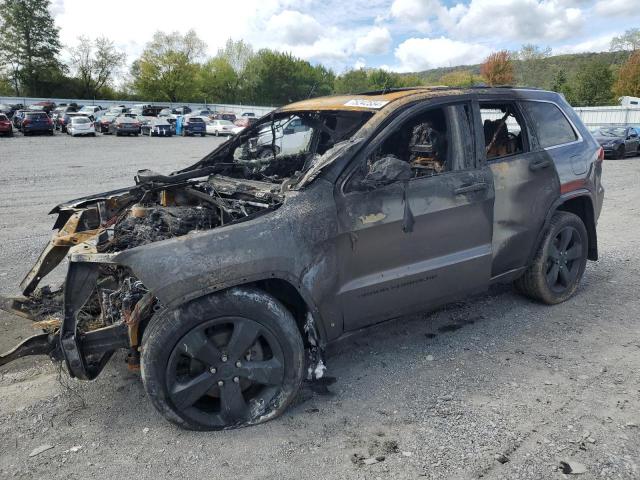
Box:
xmin=344 ymin=99 xmax=390 ymax=109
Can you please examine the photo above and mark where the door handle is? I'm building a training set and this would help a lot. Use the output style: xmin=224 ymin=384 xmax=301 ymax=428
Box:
xmin=529 ymin=159 xmax=552 ymax=171
xmin=454 ymin=183 xmax=488 ymax=195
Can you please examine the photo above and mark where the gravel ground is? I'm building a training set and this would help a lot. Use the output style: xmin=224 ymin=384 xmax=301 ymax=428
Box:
xmin=0 ymin=132 xmax=639 ymax=480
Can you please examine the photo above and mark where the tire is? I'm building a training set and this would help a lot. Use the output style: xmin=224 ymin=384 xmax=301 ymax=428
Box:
xmin=615 ymin=145 xmax=625 ymax=159
xmin=141 ymin=287 xmax=305 ymax=431
xmin=258 ymin=148 xmax=277 ymax=159
xmin=116 ymin=132 xmax=121 ymax=137
xmin=91 ymin=133 xmax=96 ymax=137
xmin=514 ymin=211 xmax=588 ymax=304
xmin=215 ymin=130 xmax=219 ymax=137
xmin=200 ymin=133 xmax=206 ymax=137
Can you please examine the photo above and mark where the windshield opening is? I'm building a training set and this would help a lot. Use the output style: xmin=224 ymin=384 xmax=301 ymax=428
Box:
xmin=187 ymin=110 xmax=372 ymax=186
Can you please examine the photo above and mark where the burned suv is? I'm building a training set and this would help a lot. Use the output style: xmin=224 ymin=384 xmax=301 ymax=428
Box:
xmin=0 ymin=88 xmax=604 ymax=430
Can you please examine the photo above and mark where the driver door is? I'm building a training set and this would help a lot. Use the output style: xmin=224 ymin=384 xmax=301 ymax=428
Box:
xmin=333 ymin=100 xmax=495 ymax=331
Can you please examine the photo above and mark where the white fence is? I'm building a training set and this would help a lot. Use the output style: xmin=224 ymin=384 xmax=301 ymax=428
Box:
xmin=572 ymin=106 xmax=640 ymax=127
xmin=0 ymin=96 xmax=275 ymax=117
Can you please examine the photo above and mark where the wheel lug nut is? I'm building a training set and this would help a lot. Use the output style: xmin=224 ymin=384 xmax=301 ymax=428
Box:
xmin=235 ymin=361 xmax=242 ymax=368
xmin=221 ymin=355 xmax=228 ymax=362
xmin=209 ymin=367 xmax=217 ymax=374
xmin=233 ymin=376 xmax=240 ymax=383
xmin=218 ymin=380 xmax=224 ymax=387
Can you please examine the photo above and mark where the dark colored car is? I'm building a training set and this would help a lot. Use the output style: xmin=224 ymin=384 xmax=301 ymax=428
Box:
xmin=592 ymin=126 xmax=639 ymax=159
xmin=0 ymin=113 xmax=13 ymax=136
xmin=109 ymin=116 xmax=140 ymax=136
xmin=181 ymin=116 xmax=206 ymax=136
xmin=98 ymin=112 xmax=119 ymax=133
xmin=53 ymin=106 xmax=79 ymax=130
xmin=0 ymin=103 xmax=22 ymax=118
xmin=172 ymin=106 xmax=192 ymax=115
xmin=21 ymin=111 xmax=54 ymax=135
xmin=0 ymin=87 xmax=603 ymax=431
xmin=11 ymin=109 xmax=29 ymax=130
xmin=141 ymin=118 xmax=173 ymax=137
xmin=59 ymin=112 xmax=89 ymax=133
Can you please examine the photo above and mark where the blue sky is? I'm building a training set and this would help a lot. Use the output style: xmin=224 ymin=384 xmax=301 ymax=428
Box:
xmin=51 ymin=0 xmax=640 ymax=74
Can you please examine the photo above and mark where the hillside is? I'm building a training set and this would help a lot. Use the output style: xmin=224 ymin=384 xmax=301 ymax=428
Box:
xmin=411 ymin=50 xmax=631 ymax=89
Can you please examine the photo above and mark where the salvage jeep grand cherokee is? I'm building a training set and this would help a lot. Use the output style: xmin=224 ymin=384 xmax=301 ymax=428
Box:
xmin=0 ymin=87 xmax=604 ymax=430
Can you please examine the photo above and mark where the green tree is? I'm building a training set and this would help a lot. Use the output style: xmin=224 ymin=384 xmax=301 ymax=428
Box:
xmin=367 ymin=69 xmax=405 ymax=90
xmin=334 ymin=69 xmax=369 ymax=94
xmin=439 ymin=69 xmax=483 ymax=87
xmin=197 ymin=57 xmax=239 ymax=104
xmin=131 ymin=30 xmax=206 ymax=102
xmin=610 ymin=28 xmax=640 ymax=52
xmin=613 ymin=51 xmax=640 ymax=97
xmin=514 ymin=43 xmax=551 ymax=87
xmin=572 ymin=59 xmax=614 ymax=106
xmin=217 ymin=38 xmax=254 ymax=74
xmin=550 ymin=69 xmax=576 ymax=105
xmin=68 ymin=36 xmax=126 ymax=99
xmin=0 ymin=0 xmax=63 ymax=96
xmin=240 ymin=50 xmax=334 ymax=106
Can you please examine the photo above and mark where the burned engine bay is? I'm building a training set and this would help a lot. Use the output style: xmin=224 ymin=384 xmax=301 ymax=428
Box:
xmin=0 ymin=109 xmax=372 ymax=372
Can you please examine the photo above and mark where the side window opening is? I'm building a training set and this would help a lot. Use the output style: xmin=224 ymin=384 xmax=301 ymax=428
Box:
xmin=520 ymin=101 xmax=578 ymax=149
xmin=479 ymin=103 xmax=526 ymax=160
xmin=368 ymin=107 xmax=450 ymax=179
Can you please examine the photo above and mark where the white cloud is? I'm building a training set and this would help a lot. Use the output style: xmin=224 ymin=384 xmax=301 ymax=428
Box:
xmin=355 ymin=27 xmax=392 ymax=55
xmin=393 ymin=36 xmax=491 ymax=71
xmin=594 ymin=0 xmax=638 ymax=17
xmin=266 ymin=10 xmax=323 ymax=45
xmin=450 ymin=0 xmax=585 ymax=42
xmin=553 ymin=33 xmax=614 ymax=54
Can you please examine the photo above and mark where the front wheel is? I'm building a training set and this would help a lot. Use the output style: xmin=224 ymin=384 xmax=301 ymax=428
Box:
xmin=514 ymin=212 xmax=588 ymax=304
xmin=141 ymin=287 xmax=305 ymax=430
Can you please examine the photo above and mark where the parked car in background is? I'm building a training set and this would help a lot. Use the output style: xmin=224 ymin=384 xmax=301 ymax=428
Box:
xmin=592 ymin=126 xmax=640 ymax=159
xmin=0 ymin=104 xmax=22 ymax=118
xmin=11 ymin=110 xmax=29 ymax=130
xmin=193 ymin=109 xmax=212 ymax=117
xmin=206 ymin=119 xmax=235 ymax=136
xmin=181 ymin=116 xmax=206 ymax=136
xmin=0 ymin=113 xmax=13 ymax=136
xmin=241 ymin=112 xmax=256 ymax=117
xmin=212 ymin=112 xmax=237 ymax=122
xmin=21 ymin=111 xmax=54 ymax=135
xmin=233 ymin=116 xmax=257 ymax=131
xmin=172 ymin=106 xmax=192 ymax=115
xmin=109 ymin=116 xmax=140 ymax=136
xmin=31 ymin=101 xmax=56 ymax=113
xmin=59 ymin=112 xmax=89 ymax=133
xmin=52 ymin=105 xmax=79 ymax=130
xmin=79 ymin=105 xmax=102 ymax=116
xmin=98 ymin=112 xmax=118 ymax=133
xmin=109 ymin=105 xmax=130 ymax=114
xmin=67 ymin=116 xmax=96 ymax=137
xmin=141 ymin=118 xmax=173 ymax=137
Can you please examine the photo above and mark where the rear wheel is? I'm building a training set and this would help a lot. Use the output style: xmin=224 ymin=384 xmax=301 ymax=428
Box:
xmin=514 ymin=212 xmax=588 ymax=304
xmin=141 ymin=287 xmax=304 ymax=430
xmin=201 ymin=132 xmax=206 ymax=137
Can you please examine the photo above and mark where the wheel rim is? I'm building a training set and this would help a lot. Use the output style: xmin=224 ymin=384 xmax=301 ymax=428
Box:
xmin=165 ymin=316 xmax=285 ymax=427
xmin=545 ymin=226 xmax=583 ymax=293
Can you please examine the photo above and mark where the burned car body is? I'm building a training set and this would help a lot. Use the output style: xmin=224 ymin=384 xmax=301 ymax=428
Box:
xmin=1 ymin=87 xmax=604 ymax=430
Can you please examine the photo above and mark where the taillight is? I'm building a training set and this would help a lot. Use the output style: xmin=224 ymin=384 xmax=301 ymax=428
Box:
xmin=22 ymin=119 xmax=30 ymax=126
xmin=47 ymin=118 xmax=53 ymax=125
xmin=597 ymin=146 xmax=604 ymax=162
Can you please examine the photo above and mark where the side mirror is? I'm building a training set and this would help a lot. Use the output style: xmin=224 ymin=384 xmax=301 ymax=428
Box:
xmin=358 ymin=156 xmax=412 ymax=190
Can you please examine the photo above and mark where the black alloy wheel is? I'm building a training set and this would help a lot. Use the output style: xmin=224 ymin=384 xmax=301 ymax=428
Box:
xmin=141 ymin=288 xmax=304 ymax=430
xmin=545 ymin=226 xmax=583 ymax=293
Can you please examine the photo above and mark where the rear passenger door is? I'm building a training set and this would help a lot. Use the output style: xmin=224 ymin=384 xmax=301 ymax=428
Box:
xmin=477 ymin=99 xmax=561 ymax=279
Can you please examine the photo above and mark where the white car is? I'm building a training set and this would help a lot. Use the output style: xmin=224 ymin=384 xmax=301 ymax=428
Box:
xmin=206 ymin=119 xmax=235 ymax=136
xmin=79 ymin=105 xmax=101 ymax=117
xmin=67 ymin=116 xmax=96 ymax=137
xmin=252 ymin=116 xmax=312 ymax=158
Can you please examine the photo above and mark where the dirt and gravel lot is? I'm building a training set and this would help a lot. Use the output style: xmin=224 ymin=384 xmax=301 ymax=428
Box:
xmin=0 ymin=132 xmax=639 ymax=480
